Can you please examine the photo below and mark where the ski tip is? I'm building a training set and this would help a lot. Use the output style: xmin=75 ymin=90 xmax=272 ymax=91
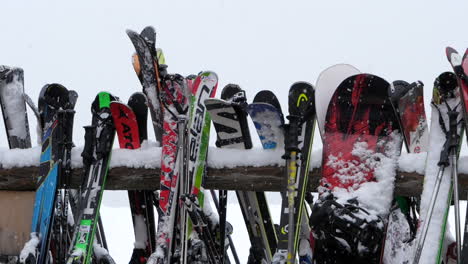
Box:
xmin=140 ymin=25 xmax=156 ymax=35
xmin=445 ymin=46 xmax=462 ymax=66
xmin=126 ymin=29 xmax=138 ymax=38
xmin=220 ymin=83 xmax=242 ymax=100
xmin=288 ymin=81 xmax=315 ymax=117
xmin=433 ymin=71 xmax=458 ymax=103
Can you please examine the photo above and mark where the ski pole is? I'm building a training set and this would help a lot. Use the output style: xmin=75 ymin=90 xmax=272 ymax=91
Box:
xmin=446 ymin=107 xmax=462 ymax=264
xmin=451 ymin=153 xmax=461 ymax=264
xmin=412 ymin=166 xmax=447 ymax=263
xmin=209 ymin=190 xmax=240 ymax=264
xmin=284 ymin=115 xmax=301 ymax=264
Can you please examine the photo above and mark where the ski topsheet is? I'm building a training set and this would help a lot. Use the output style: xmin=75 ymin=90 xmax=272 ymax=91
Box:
xmin=187 ymin=71 xmax=218 ymax=199
xmin=67 ymin=92 xmax=116 ymax=264
xmin=0 ymin=66 xmax=31 ymax=149
xmin=182 ymin=71 xmax=218 ymax=263
xmin=389 ymin=81 xmax=429 ymax=153
xmin=311 ymin=74 xmax=401 ymax=264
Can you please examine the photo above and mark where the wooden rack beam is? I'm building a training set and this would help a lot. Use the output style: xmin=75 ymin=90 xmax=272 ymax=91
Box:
xmin=1 ymin=165 xmax=464 ymax=197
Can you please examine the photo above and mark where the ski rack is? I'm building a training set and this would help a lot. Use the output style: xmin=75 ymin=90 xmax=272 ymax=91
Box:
xmin=1 ymin=154 xmax=468 ymax=197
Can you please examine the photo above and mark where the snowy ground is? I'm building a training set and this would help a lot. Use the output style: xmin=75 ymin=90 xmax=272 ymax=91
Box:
xmin=100 ymin=191 xmax=466 ymax=263
xmin=101 ymin=191 xmax=284 ymax=263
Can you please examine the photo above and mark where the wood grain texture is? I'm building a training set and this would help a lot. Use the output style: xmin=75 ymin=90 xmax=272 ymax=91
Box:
xmin=0 ymin=165 xmax=443 ymax=197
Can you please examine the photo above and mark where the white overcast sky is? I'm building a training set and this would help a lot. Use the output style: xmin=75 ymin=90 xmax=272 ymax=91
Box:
xmin=2 ymin=0 xmax=468 ymax=146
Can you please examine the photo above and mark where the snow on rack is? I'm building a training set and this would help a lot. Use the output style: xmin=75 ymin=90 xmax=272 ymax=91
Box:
xmin=0 ymin=140 xmax=438 ymax=174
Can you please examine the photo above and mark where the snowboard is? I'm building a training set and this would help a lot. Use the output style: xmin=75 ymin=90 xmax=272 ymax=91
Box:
xmin=311 ymin=74 xmax=402 ymax=264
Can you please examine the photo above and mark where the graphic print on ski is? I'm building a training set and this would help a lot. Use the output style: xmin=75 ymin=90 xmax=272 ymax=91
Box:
xmin=110 ymin=93 xmax=157 ymax=263
xmin=311 ymin=74 xmax=401 ymax=264
xmin=19 ymin=84 xmax=75 ymax=264
xmin=389 ymin=81 xmax=429 ymax=153
xmin=178 ymin=71 xmax=218 ymax=264
xmin=67 ymin=92 xmax=116 ymax=264
xmin=246 ymin=90 xmax=285 ymax=263
xmin=187 ymin=71 xmax=218 ymax=200
xmin=0 ymin=66 xmax=31 ymax=149
xmin=205 ymin=84 xmax=252 ymax=149
xmin=273 ymin=82 xmax=315 ymax=263
xmin=127 ymin=29 xmax=164 ymax=144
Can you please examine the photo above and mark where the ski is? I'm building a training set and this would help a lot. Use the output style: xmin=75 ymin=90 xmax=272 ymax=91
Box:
xmin=148 ymin=74 xmax=189 ymax=264
xmin=125 ymin=92 xmax=158 ymax=264
xmin=248 ymin=90 xmax=314 ymax=264
xmin=311 ymin=74 xmax=402 ymax=264
xmin=272 ymin=82 xmax=315 ymax=264
xmin=179 ymin=71 xmax=218 ymax=264
xmin=0 ymin=66 xmax=31 ymax=149
xmin=109 ymin=93 xmax=157 ymax=263
xmin=381 ymin=80 xmax=426 ymax=264
xmin=412 ymin=71 xmax=463 ymax=264
xmin=127 ymin=28 xmax=165 ymax=144
xmin=205 ymin=84 xmax=258 ymax=263
xmin=390 ymin=80 xmax=429 ymax=153
xmin=246 ymin=90 xmax=284 ymax=263
xmin=19 ymin=84 xmax=76 ymax=264
xmin=445 ymin=46 xmax=468 ymax=263
xmin=67 ymin=91 xmax=117 ymax=264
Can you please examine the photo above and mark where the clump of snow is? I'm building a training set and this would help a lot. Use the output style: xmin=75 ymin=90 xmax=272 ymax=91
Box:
xmin=397 ymin=152 xmax=427 ymax=174
xmin=382 ymin=208 xmax=414 ymax=263
xmin=330 ymin=131 xmax=402 ymax=216
xmin=19 ymin=232 xmax=39 ymax=262
xmin=0 ymin=146 xmax=40 ymax=169
xmin=109 ymin=140 xmax=161 ymax=169
xmin=207 ymin=147 xmax=284 ymax=168
xmin=202 ymin=189 xmax=219 ymax=226
xmin=133 ymin=214 xmax=148 ymax=249
xmin=93 ymin=239 xmax=110 ymax=259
